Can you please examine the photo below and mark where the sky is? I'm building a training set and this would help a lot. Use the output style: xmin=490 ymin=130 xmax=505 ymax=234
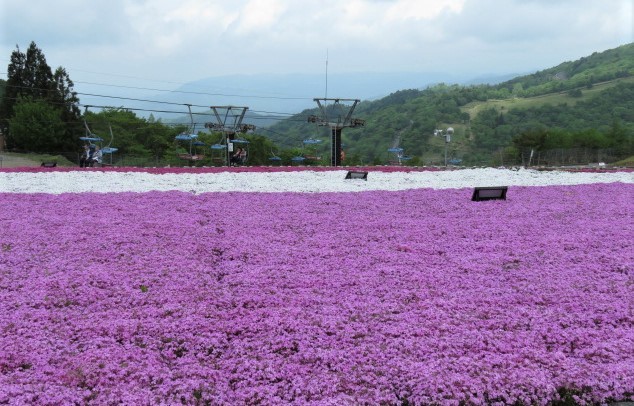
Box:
xmin=0 ymin=0 xmax=632 ymax=114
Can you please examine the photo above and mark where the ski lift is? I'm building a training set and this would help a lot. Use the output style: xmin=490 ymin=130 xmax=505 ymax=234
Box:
xmin=79 ymin=116 xmax=105 ymax=167
xmin=302 ymin=138 xmax=323 ymax=162
xmin=290 ymin=138 xmax=319 ymax=165
xmin=79 ymin=135 xmax=104 ymax=143
xmin=388 ymin=147 xmax=410 ymax=165
xmin=80 ymin=107 xmax=103 ymax=144
xmin=210 ymin=143 xmax=227 ymax=166
xmin=100 ymin=125 xmax=119 ymax=166
xmin=268 ymin=147 xmax=282 ymax=165
xmin=80 ymin=119 xmax=104 ymax=145
xmin=192 ymin=140 xmax=206 ymax=157
xmin=175 ymin=133 xmax=199 ymax=160
xmin=175 ymin=104 xmax=203 ymax=161
xmin=291 ymin=156 xmax=305 ymax=165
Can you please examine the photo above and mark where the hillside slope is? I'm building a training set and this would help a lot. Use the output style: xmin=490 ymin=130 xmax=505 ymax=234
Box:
xmin=264 ymin=43 xmax=634 ymax=166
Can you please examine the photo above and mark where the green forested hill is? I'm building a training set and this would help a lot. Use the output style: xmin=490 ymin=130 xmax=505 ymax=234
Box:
xmin=498 ymin=44 xmax=634 ymax=97
xmin=264 ymin=43 xmax=634 ymax=166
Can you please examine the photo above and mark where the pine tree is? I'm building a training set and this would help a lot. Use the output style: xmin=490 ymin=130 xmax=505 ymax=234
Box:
xmin=52 ymin=67 xmax=82 ymax=152
xmin=0 ymin=42 xmax=81 ymax=154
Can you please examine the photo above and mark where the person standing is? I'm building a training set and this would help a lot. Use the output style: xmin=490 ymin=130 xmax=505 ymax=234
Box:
xmin=79 ymin=144 xmax=90 ymax=167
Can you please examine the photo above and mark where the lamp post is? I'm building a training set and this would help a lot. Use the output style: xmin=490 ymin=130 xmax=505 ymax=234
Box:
xmin=445 ymin=127 xmax=453 ymax=167
xmin=434 ymin=127 xmax=454 ymax=167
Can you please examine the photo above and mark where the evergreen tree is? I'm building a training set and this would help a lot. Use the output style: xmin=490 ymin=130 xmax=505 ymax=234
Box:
xmin=0 ymin=45 xmax=28 ymax=138
xmin=51 ymin=67 xmax=82 ymax=152
xmin=0 ymin=42 xmax=81 ymax=154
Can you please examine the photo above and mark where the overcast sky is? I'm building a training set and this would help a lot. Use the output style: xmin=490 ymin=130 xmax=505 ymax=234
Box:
xmin=1 ymin=0 xmax=632 ymax=106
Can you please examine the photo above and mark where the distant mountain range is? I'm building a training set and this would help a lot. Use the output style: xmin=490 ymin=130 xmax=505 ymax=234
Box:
xmin=157 ymin=71 xmax=521 ymax=125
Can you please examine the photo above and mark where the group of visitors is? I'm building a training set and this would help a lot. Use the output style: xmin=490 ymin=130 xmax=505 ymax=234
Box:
xmin=79 ymin=144 xmax=103 ymax=167
xmin=230 ymin=147 xmax=247 ymax=165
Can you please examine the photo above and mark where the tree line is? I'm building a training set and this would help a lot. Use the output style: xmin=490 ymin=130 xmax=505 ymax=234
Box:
xmin=0 ymin=42 xmax=286 ymax=166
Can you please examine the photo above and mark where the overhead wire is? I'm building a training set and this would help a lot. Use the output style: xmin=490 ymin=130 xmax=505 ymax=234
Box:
xmin=74 ymin=80 xmax=313 ymax=101
xmin=0 ymin=70 xmax=314 ymax=102
xmin=1 ymin=82 xmax=311 ymax=122
xmin=0 ymin=74 xmax=339 ymax=145
xmin=1 ymin=93 xmax=309 ymax=130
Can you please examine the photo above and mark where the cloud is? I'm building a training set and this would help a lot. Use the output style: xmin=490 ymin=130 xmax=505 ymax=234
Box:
xmin=447 ymin=0 xmax=626 ymax=44
xmin=0 ymin=0 xmax=631 ymax=83
xmin=436 ymin=0 xmax=633 ymax=72
xmin=385 ymin=0 xmax=464 ymax=21
xmin=0 ymin=0 xmax=134 ymax=47
xmin=232 ymin=0 xmax=287 ymax=35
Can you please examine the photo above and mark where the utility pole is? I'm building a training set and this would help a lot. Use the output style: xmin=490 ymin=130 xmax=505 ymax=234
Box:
xmin=308 ymin=98 xmax=364 ymax=167
xmin=205 ymin=106 xmax=255 ymax=166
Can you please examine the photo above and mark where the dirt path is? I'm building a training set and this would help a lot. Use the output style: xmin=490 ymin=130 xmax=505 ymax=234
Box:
xmin=0 ymin=154 xmax=42 ymax=168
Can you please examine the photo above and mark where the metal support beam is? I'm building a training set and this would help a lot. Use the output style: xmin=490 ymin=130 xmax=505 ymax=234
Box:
xmin=205 ymin=106 xmax=253 ymax=166
xmin=309 ymin=98 xmax=363 ymax=167
xmin=331 ymin=127 xmax=342 ymax=167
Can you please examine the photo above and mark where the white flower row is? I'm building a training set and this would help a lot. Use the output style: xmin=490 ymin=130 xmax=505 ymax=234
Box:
xmin=0 ymin=168 xmax=632 ymax=194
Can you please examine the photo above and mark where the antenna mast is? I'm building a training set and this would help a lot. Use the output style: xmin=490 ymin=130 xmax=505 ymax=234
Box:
xmin=325 ymin=49 xmax=328 ymax=100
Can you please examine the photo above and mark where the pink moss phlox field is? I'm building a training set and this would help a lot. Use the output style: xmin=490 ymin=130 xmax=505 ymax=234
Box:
xmin=0 ymin=184 xmax=632 ymax=405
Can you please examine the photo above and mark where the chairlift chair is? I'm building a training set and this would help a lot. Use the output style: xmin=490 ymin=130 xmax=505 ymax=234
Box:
xmin=210 ymin=143 xmax=227 ymax=166
xmin=100 ymin=125 xmax=119 ymax=166
xmin=302 ymin=138 xmax=324 ymax=163
xmin=175 ymin=133 xmax=199 ymax=160
xmin=192 ymin=140 xmax=206 ymax=160
xmin=175 ymin=105 xmax=204 ymax=162
xmin=80 ymin=119 xmax=104 ymax=145
xmin=230 ymin=138 xmax=249 ymax=166
xmin=291 ymin=156 xmax=306 ymax=165
xmin=79 ymin=118 xmax=104 ymax=167
xmin=268 ymin=147 xmax=282 ymax=166
xmin=387 ymin=147 xmax=408 ymax=165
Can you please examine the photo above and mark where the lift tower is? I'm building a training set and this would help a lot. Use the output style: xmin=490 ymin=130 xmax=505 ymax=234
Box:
xmin=308 ymin=98 xmax=364 ymax=167
xmin=205 ymin=106 xmax=255 ymax=166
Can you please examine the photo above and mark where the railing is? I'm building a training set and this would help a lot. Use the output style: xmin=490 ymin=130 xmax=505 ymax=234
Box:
xmin=516 ymin=147 xmax=622 ymax=167
xmin=1 ymin=148 xmax=630 ymax=169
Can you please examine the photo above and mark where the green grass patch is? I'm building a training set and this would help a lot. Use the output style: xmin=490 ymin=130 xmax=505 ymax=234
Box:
xmin=0 ymin=152 xmax=76 ymax=167
xmin=614 ymin=155 xmax=634 ymax=167
xmin=461 ymin=77 xmax=634 ymax=119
